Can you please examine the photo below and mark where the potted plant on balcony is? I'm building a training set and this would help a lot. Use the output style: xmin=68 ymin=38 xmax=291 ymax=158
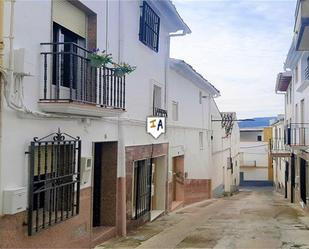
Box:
xmin=114 ymin=63 xmax=136 ymax=77
xmin=89 ymin=49 xmax=113 ymax=67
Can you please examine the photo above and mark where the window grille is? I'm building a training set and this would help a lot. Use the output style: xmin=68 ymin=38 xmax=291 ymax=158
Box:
xmin=139 ymin=1 xmax=160 ymax=52
xmin=27 ymin=129 xmax=81 ymax=236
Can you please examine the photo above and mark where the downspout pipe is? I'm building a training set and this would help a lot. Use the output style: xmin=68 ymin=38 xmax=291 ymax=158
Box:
xmin=0 ymin=0 xmax=4 ymax=216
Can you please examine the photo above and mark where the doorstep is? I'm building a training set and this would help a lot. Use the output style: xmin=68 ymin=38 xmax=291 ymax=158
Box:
xmin=91 ymin=226 xmax=117 ymax=248
xmin=150 ymin=210 xmax=165 ymax=221
xmin=171 ymin=201 xmax=184 ymax=211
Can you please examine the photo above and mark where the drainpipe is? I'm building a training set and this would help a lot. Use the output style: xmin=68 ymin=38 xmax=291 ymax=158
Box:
xmin=0 ymin=0 xmax=4 ymax=216
xmin=117 ymin=0 xmax=126 ymax=237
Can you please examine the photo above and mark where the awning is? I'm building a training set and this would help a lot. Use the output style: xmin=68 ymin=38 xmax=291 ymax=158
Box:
xmin=275 ymin=71 xmax=292 ymax=92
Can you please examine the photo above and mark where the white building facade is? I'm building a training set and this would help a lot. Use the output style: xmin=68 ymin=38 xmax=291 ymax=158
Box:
xmin=0 ymin=0 xmax=191 ymax=247
xmin=274 ymin=0 xmax=309 ymax=208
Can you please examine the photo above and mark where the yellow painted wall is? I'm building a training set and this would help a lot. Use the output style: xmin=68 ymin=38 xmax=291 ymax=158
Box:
xmin=264 ymin=127 xmax=273 ymax=181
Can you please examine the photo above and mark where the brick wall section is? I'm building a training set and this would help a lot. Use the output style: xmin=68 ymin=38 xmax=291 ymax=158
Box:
xmin=101 ymin=142 xmax=118 ymax=226
xmin=0 ymin=188 xmax=92 ymax=248
xmin=184 ymin=179 xmax=211 ymax=205
xmin=125 ymin=143 xmax=168 ymax=231
xmin=87 ymin=14 xmax=97 ymax=50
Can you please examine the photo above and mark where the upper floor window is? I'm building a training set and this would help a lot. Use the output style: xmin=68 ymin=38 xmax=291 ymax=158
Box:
xmin=153 ymin=85 xmax=162 ymax=109
xmin=295 ymin=65 xmax=298 ymax=83
xmin=152 ymin=84 xmax=167 ymax=117
xmin=139 ymin=1 xmax=160 ymax=52
xmin=172 ymin=101 xmax=179 ymax=121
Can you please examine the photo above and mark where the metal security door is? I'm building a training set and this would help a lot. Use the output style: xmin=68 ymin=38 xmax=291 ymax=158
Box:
xmin=300 ymin=158 xmax=307 ymax=204
xmin=285 ymin=161 xmax=289 ymax=199
xmin=135 ymin=159 xmax=152 ymax=219
xmin=291 ymin=154 xmax=295 ymax=203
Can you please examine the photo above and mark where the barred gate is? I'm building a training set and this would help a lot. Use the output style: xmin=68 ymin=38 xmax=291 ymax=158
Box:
xmin=27 ymin=130 xmax=81 ymax=236
xmin=134 ymin=159 xmax=152 ymax=219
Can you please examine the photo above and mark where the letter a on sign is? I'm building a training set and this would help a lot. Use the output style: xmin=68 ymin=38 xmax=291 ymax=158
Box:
xmin=147 ymin=117 xmax=166 ymax=139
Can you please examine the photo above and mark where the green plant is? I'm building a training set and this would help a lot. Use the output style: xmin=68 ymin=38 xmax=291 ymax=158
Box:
xmin=114 ymin=63 xmax=136 ymax=77
xmin=89 ymin=49 xmax=113 ymax=67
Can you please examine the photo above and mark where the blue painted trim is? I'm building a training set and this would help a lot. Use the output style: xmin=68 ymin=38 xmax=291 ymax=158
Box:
xmin=296 ymin=17 xmax=309 ymax=51
xmin=239 ymin=172 xmax=273 ymax=187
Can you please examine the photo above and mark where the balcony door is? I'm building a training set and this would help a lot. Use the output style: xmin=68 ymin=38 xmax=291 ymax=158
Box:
xmin=52 ymin=23 xmax=86 ymax=100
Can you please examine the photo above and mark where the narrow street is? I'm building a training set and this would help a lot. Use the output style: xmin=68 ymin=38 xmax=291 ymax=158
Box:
xmin=97 ymin=188 xmax=309 ymax=249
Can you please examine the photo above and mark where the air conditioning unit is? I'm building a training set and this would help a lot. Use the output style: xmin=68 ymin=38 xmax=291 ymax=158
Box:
xmin=80 ymin=157 xmax=92 ymax=185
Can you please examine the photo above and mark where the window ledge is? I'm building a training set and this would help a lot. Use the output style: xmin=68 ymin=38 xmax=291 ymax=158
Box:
xmin=38 ymin=101 xmax=125 ymax=117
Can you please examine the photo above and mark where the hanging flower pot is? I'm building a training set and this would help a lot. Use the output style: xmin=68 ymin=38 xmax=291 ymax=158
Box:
xmin=114 ymin=68 xmax=126 ymax=77
xmin=89 ymin=49 xmax=113 ymax=68
xmin=114 ymin=63 xmax=136 ymax=77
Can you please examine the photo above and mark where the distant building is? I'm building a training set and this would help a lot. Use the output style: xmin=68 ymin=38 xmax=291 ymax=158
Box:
xmin=238 ymin=117 xmax=275 ymax=186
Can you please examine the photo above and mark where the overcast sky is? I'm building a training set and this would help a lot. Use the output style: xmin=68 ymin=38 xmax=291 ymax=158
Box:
xmin=170 ymin=0 xmax=296 ymax=119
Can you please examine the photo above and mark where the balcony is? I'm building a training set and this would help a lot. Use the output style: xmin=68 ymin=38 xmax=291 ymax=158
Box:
xmin=294 ymin=0 xmax=309 ymax=51
xmin=271 ymin=138 xmax=291 ymax=157
xmin=153 ymin=107 xmax=167 ymax=117
xmin=285 ymin=124 xmax=308 ymax=147
xmin=39 ymin=42 xmax=126 ymax=117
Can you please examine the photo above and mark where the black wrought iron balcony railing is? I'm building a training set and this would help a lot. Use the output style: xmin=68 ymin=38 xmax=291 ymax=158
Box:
xmin=40 ymin=42 xmax=125 ymax=109
xmin=153 ymin=107 xmax=167 ymax=117
xmin=285 ymin=124 xmax=307 ymax=146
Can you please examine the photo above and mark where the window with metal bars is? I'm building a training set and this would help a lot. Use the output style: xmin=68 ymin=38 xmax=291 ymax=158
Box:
xmin=27 ymin=130 xmax=81 ymax=236
xmin=139 ymin=1 xmax=160 ymax=52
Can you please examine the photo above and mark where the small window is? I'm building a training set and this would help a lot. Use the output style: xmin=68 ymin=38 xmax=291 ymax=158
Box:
xmin=139 ymin=1 xmax=160 ymax=52
xmin=199 ymin=132 xmax=204 ymax=149
xmin=172 ymin=101 xmax=179 ymax=121
xmin=153 ymin=85 xmax=162 ymax=109
xmin=257 ymin=135 xmax=262 ymax=141
xmin=295 ymin=65 xmax=298 ymax=83
xmin=289 ymin=87 xmax=292 ymax=104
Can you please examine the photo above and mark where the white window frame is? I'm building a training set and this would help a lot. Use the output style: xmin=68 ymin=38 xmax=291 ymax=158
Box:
xmin=172 ymin=101 xmax=179 ymax=121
